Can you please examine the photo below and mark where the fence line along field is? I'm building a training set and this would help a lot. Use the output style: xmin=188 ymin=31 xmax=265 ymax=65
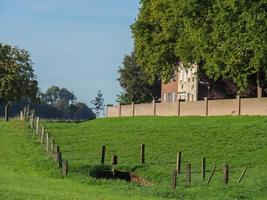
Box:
xmin=44 ymin=116 xmax=267 ymax=199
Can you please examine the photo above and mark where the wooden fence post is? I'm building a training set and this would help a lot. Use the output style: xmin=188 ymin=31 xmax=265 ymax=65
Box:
xmin=223 ymin=164 xmax=229 ymax=185
xmin=41 ymin=126 xmax=45 ymax=143
xmin=111 ymin=155 xmax=117 ymax=165
xmin=50 ymin=138 xmax=55 ymax=153
xmin=20 ymin=111 xmax=24 ymax=121
xmin=186 ymin=163 xmax=192 ymax=186
xmin=46 ymin=133 xmax=50 ymax=152
xmin=202 ymin=157 xmax=206 ymax=181
xmin=238 ymin=167 xmax=248 ymax=183
xmin=30 ymin=113 xmax=34 ymax=129
xmin=171 ymin=169 xmax=177 ymax=189
xmin=101 ymin=145 xmax=106 ymax=165
xmin=36 ymin=117 xmax=39 ymax=134
xmin=141 ymin=144 xmax=145 ymax=164
xmin=207 ymin=165 xmax=216 ymax=185
xmin=176 ymin=152 xmax=182 ymax=174
xmin=63 ymin=160 xmax=68 ymax=176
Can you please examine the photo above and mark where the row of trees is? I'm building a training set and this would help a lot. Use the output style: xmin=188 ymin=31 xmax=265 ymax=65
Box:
xmin=117 ymin=0 xmax=267 ymax=102
xmin=0 ymin=85 xmax=96 ymax=120
xmin=0 ymin=43 xmax=105 ymax=121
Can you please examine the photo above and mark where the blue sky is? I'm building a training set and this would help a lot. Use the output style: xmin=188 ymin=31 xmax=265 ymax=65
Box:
xmin=0 ymin=0 xmax=139 ymax=106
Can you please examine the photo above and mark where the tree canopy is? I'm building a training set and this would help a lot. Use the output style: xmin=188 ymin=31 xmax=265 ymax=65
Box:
xmin=0 ymin=43 xmax=39 ymax=104
xmin=117 ymin=52 xmax=161 ymax=104
xmin=132 ymin=0 xmax=267 ymax=92
xmin=0 ymin=43 xmax=39 ymax=121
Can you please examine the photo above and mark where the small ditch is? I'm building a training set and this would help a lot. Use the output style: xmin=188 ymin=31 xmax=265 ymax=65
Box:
xmin=89 ymin=165 xmax=152 ymax=186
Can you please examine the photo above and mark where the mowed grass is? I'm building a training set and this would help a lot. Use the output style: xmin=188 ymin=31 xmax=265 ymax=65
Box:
xmin=0 ymin=120 xmax=164 ymax=200
xmin=45 ymin=116 xmax=267 ymax=199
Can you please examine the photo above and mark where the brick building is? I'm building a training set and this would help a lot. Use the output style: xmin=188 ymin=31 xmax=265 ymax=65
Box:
xmin=161 ymin=63 xmax=207 ymax=102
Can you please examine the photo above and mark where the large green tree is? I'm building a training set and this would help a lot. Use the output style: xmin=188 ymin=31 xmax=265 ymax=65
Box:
xmin=117 ymin=52 xmax=161 ymax=104
xmin=0 ymin=43 xmax=39 ymax=121
xmin=132 ymin=0 xmax=267 ymax=95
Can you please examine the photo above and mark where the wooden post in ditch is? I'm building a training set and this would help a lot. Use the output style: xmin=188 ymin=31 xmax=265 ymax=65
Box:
xmin=111 ymin=155 xmax=117 ymax=165
xmin=111 ymin=155 xmax=117 ymax=176
xmin=101 ymin=145 xmax=106 ymax=165
xmin=186 ymin=163 xmax=192 ymax=186
xmin=141 ymin=144 xmax=145 ymax=164
xmin=171 ymin=169 xmax=177 ymax=190
xmin=207 ymin=165 xmax=216 ymax=185
xmin=223 ymin=164 xmax=229 ymax=185
xmin=63 ymin=160 xmax=68 ymax=176
xmin=202 ymin=157 xmax=206 ymax=181
xmin=238 ymin=167 xmax=248 ymax=183
xmin=176 ymin=152 xmax=182 ymax=174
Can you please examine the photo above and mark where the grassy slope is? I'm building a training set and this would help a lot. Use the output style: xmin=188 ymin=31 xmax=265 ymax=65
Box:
xmin=0 ymin=120 xmax=161 ymax=200
xmin=45 ymin=116 xmax=267 ymax=200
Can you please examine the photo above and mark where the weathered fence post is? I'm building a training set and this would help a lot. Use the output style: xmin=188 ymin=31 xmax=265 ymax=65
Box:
xmin=46 ymin=133 xmax=50 ymax=152
xmin=63 ymin=160 xmax=68 ymax=176
xmin=41 ymin=126 xmax=45 ymax=143
xmin=202 ymin=157 xmax=206 ymax=181
xmin=238 ymin=167 xmax=248 ymax=183
xmin=186 ymin=163 xmax=192 ymax=186
xmin=171 ymin=169 xmax=177 ymax=189
xmin=36 ymin=117 xmax=39 ymax=134
xmin=30 ymin=113 xmax=34 ymax=129
xmin=176 ymin=152 xmax=182 ymax=174
xmin=50 ymin=138 xmax=55 ymax=153
xmin=111 ymin=155 xmax=117 ymax=165
xmin=111 ymin=155 xmax=117 ymax=176
xmin=20 ymin=111 xmax=24 ymax=121
xmin=101 ymin=145 xmax=106 ymax=165
xmin=207 ymin=165 xmax=216 ymax=185
xmin=223 ymin=164 xmax=229 ymax=185
xmin=141 ymin=144 xmax=145 ymax=164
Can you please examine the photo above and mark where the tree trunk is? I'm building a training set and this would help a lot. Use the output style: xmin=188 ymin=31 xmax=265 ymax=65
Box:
xmin=5 ymin=104 xmax=9 ymax=122
xmin=257 ymin=71 xmax=263 ymax=98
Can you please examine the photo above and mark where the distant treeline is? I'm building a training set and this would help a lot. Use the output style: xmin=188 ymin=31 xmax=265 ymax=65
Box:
xmin=0 ymin=86 xmax=96 ymax=120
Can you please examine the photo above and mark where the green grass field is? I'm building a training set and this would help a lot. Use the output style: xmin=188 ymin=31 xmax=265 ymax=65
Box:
xmin=0 ymin=120 xmax=164 ymax=200
xmin=43 ymin=116 xmax=267 ymax=199
xmin=1 ymin=116 xmax=267 ymax=199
